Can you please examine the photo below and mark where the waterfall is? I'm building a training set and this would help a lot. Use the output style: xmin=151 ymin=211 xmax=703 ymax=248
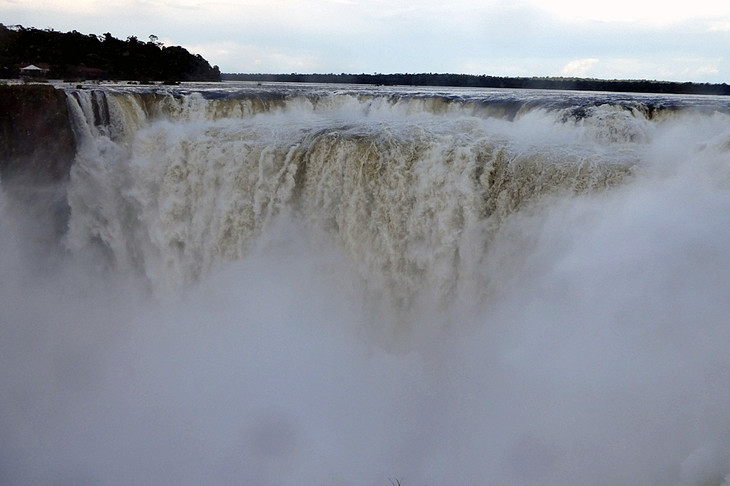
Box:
xmin=2 ymin=82 xmax=730 ymax=486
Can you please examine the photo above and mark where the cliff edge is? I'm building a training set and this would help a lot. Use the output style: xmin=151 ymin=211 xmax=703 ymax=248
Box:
xmin=0 ymin=83 xmax=76 ymax=183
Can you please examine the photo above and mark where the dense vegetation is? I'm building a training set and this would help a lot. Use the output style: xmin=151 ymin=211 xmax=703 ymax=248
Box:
xmin=224 ymin=72 xmax=730 ymax=96
xmin=0 ymin=25 xmax=220 ymax=82
xmin=2 ymin=23 xmax=727 ymax=95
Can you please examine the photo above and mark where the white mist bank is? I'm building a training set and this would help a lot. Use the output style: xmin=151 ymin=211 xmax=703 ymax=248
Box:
xmin=2 ymin=86 xmax=730 ymax=486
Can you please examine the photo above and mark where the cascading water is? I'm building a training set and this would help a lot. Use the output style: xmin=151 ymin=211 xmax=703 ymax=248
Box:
xmin=63 ymin=87 xmax=637 ymax=313
xmin=2 ymin=82 xmax=730 ymax=486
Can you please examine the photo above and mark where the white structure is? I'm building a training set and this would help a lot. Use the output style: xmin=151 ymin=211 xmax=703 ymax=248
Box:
xmin=20 ymin=64 xmax=49 ymax=76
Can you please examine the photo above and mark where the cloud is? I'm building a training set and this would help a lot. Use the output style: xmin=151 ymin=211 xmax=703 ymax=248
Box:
xmin=0 ymin=0 xmax=101 ymax=14
xmin=187 ymin=41 xmax=325 ymax=73
xmin=708 ymin=21 xmax=730 ymax=32
xmin=2 ymin=0 xmax=729 ymax=81
xmin=529 ymin=0 xmax=730 ymax=24
xmin=557 ymin=57 xmax=726 ymax=83
xmin=561 ymin=58 xmax=599 ymax=77
xmin=674 ymin=61 xmax=721 ymax=79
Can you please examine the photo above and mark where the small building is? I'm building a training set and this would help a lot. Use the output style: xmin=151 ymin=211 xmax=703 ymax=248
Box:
xmin=20 ymin=63 xmax=50 ymax=77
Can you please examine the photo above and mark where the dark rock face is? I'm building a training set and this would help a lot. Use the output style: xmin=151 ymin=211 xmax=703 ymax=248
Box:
xmin=1 ymin=84 xmax=76 ymax=245
xmin=0 ymin=83 xmax=76 ymax=183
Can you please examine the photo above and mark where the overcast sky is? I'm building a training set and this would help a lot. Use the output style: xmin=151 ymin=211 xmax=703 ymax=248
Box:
xmin=2 ymin=0 xmax=730 ymax=82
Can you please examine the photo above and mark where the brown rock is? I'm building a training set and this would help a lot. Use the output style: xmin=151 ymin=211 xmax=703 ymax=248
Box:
xmin=0 ymin=83 xmax=76 ymax=183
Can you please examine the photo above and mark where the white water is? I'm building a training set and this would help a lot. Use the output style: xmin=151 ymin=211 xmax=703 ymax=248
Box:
xmin=2 ymin=83 xmax=730 ymax=486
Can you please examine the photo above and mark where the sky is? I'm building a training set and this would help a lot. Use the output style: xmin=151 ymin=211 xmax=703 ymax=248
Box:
xmin=2 ymin=0 xmax=730 ymax=82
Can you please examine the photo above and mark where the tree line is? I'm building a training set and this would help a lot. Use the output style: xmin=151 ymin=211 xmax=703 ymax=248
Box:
xmin=0 ymin=25 xmax=221 ymax=82
xmin=223 ymin=72 xmax=730 ymax=96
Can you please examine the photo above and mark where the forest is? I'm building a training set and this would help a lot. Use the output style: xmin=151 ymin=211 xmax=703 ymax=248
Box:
xmin=0 ymin=25 xmax=221 ymax=82
xmin=224 ymin=72 xmax=730 ymax=96
xmin=3 ymin=23 xmax=728 ymax=95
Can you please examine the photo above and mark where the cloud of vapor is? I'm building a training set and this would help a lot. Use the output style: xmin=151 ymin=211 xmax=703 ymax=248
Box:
xmin=2 ymin=103 xmax=730 ymax=486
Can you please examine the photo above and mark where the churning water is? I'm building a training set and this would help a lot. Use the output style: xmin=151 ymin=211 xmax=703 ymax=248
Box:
xmin=2 ymin=82 xmax=730 ymax=486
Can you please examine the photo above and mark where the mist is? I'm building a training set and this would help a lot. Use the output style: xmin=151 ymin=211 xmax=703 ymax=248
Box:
xmin=2 ymin=86 xmax=730 ymax=486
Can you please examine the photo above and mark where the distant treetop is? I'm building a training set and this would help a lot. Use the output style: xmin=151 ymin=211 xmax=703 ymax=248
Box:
xmin=222 ymin=72 xmax=730 ymax=96
xmin=0 ymin=24 xmax=221 ymax=82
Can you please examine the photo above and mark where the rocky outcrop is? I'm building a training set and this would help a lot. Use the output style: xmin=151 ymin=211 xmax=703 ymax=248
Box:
xmin=0 ymin=83 xmax=76 ymax=245
xmin=0 ymin=83 xmax=76 ymax=183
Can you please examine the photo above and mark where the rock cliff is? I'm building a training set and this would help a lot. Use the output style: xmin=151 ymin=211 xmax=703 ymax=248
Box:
xmin=0 ymin=83 xmax=75 ymax=183
xmin=0 ymin=83 xmax=76 ymax=245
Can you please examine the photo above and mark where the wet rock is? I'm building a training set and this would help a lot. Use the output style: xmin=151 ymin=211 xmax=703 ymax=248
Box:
xmin=0 ymin=84 xmax=76 ymax=183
